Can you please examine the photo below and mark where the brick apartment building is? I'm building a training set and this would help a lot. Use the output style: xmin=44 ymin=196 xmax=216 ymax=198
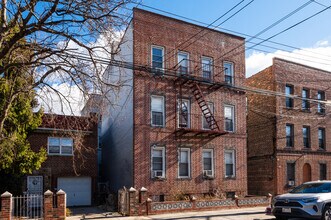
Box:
xmin=246 ymin=57 xmax=331 ymax=196
xmin=102 ymin=8 xmax=247 ymax=201
xmin=27 ymin=113 xmax=98 ymax=206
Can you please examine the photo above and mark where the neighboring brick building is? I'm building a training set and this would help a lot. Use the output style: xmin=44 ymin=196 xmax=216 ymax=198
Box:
xmin=102 ymin=8 xmax=247 ymax=201
xmin=247 ymin=57 xmax=331 ymax=196
xmin=27 ymin=113 xmax=98 ymax=206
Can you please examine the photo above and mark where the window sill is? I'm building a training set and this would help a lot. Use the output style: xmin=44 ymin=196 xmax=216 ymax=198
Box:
xmin=203 ymin=176 xmax=215 ymax=180
xmin=152 ymin=177 xmax=166 ymax=181
xmin=151 ymin=125 xmax=165 ymax=128
xmin=317 ymin=148 xmax=326 ymax=152
xmin=224 ymin=176 xmax=236 ymax=180
xmin=300 ymin=109 xmax=311 ymax=113
xmin=302 ymin=147 xmax=311 ymax=151
xmin=177 ymin=177 xmax=191 ymax=180
xmin=284 ymin=146 xmax=294 ymax=149
xmin=316 ymin=112 xmax=326 ymax=116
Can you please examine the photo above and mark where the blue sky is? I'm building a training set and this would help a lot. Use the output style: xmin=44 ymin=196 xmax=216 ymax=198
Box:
xmin=135 ymin=0 xmax=331 ymax=76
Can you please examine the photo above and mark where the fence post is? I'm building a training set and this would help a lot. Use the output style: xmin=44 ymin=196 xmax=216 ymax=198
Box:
xmin=128 ymin=187 xmax=137 ymax=216
xmin=44 ymin=190 xmax=54 ymax=220
xmin=56 ymin=190 xmax=66 ymax=220
xmin=1 ymin=191 xmax=12 ymax=220
xmin=139 ymin=187 xmax=148 ymax=215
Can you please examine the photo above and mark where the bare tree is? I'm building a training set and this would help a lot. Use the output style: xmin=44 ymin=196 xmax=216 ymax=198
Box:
xmin=0 ymin=0 xmax=135 ymax=116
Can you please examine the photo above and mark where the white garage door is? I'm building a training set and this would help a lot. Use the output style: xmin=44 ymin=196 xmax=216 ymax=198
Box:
xmin=57 ymin=177 xmax=91 ymax=206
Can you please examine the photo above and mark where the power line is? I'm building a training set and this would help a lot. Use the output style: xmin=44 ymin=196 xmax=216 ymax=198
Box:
xmin=162 ymin=0 xmax=255 ymax=65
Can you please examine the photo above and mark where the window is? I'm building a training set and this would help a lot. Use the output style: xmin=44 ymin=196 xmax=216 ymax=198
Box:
xmin=152 ymin=46 xmax=164 ymax=69
xmin=286 ymin=124 xmax=294 ymax=147
xmin=287 ymin=162 xmax=295 ymax=182
xmin=285 ymin=85 xmax=294 ymax=108
xmin=224 ymin=150 xmax=235 ymax=178
xmin=202 ymin=149 xmax=214 ymax=177
xmin=151 ymin=95 xmax=164 ymax=127
xmin=317 ymin=91 xmax=325 ymax=114
xmin=178 ymin=148 xmax=190 ymax=178
xmin=302 ymin=88 xmax=310 ymax=110
xmin=320 ymin=163 xmax=327 ymax=180
xmin=202 ymin=57 xmax=212 ymax=80
xmin=151 ymin=146 xmax=165 ymax=178
xmin=48 ymin=137 xmax=73 ymax=155
xmin=302 ymin=126 xmax=310 ymax=148
xmin=224 ymin=105 xmax=235 ymax=132
xmin=318 ymin=128 xmax=326 ymax=149
xmin=177 ymin=52 xmax=189 ymax=75
xmin=178 ymin=99 xmax=190 ymax=128
xmin=224 ymin=62 xmax=234 ymax=84
xmin=202 ymin=102 xmax=214 ymax=130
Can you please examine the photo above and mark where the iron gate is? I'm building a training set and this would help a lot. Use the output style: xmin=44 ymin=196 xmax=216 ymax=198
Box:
xmin=12 ymin=193 xmax=43 ymax=219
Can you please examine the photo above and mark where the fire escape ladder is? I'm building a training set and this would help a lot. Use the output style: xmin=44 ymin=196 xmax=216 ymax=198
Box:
xmin=190 ymin=83 xmax=220 ymax=131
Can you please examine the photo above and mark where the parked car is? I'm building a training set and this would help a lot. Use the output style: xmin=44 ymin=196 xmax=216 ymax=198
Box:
xmin=272 ymin=181 xmax=331 ymax=220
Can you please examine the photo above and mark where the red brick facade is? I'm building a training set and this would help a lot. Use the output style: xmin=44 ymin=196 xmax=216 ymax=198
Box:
xmin=130 ymin=9 xmax=247 ymax=200
xmin=27 ymin=114 xmax=98 ymax=203
xmin=247 ymin=58 xmax=331 ymax=196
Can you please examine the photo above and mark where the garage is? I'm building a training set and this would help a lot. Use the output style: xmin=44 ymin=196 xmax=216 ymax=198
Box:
xmin=57 ymin=177 xmax=92 ymax=206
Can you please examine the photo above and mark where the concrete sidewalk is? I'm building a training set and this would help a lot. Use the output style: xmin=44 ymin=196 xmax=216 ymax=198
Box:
xmin=67 ymin=206 xmax=275 ymax=220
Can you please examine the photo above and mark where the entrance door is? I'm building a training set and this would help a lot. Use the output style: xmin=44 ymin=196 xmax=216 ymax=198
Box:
xmin=303 ymin=163 xmax=312 ymax=183
xmin=27 ymin=176 xmax=43 ymax=194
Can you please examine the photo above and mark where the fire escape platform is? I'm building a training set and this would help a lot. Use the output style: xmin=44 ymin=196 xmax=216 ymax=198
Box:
xmin=175 ymin=128 xmax=228 ymax=138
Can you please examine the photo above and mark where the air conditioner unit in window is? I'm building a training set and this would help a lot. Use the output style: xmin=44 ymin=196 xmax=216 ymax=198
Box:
xmin=288 ymin=180 xmax=295 ymax=186
xmin=154 ymin=170 xmax=163 ymax=178
xmin=203 ymin=170 xmax=213 ymax=177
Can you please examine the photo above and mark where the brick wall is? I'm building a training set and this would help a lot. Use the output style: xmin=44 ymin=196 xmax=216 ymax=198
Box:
xmin=130 ymin=9 xmax=247 ymax=200
xmin=27 ymin=114 xmax=98 ymax=198
xmin=247 ymin=57 xmax=331 ymax=195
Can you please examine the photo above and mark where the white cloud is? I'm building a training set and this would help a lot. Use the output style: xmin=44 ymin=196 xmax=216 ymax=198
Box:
xmin=36 ymin=31 xmax=124 ymax=115
xmin=38 ymin=83 xmax=85 ymax=115
xmin=246 ymin=41 xmax=331 ymax=77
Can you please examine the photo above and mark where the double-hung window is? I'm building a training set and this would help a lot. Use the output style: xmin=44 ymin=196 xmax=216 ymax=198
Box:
xmin=320 ymin=164 xmax=327 ymax=180
xmin=287 ymin=162 xmax=295 ymax=184
xmin=177 ymin=52 xmax=189 ymax=75
xmin=203 ymin=102 xmax=214 ymax=130
xmin=151 ymin=95 xmax=165 ymax=127
xmin=286 ymin=124 xmax=294 ymax=147
xmin=152 ymin=46 xmax=164 ymax=70
xmin=224 ymin=105 xmax=235 ymax=132
xmin=317 ymin=91 xmax=326 ymax=114
xmin=48 ymin=137 xmax=73 ymax=155
xmin=224 ymin=150 xmax=235 ymax=178
xmin=202 ymin=57 xmax=212 ymax=80
xmin=285 ymin=85 xmax=294 ymax=108
xmin=224 ymin=62 xmax=234 ymax=84
xmin=178 ymin=148 xmax=190 ymax=178
xmin=178 ymin=99 xmax=190 ymax=128
xmin=151 ymin=146 xmax=165 ymax=178
xmin=202 ymin=149 xmax=214 ymax=177
xmin=302 ymin=88 xmax=310 ymax=110
xmin=302 ymin=126 xmax=310 ymax=148
xmin=318 ymin=128 xmax=326 ymax=150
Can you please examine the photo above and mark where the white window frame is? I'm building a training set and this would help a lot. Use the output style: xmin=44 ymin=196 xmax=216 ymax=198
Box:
xmin=177 ymin=98 xmax=190 ymax=128
xmin=48 ymin=137 xmax=73 ymax=156
xmin=224 ymin=61 xmax=234 ymax=84
xmin=202 ymin=149 xmax=214 ymax=177
xmin=201 ymin=56 xmax=213 ymax=79
xmin=151 ymin=95 xmax=165 ymax=127
xmin=202 ymin=102 xmax=214 ymax=130
xmin=177 ymin=51 xmax=189 ymax=75
xmin=151 ymin=146 xmax=166 ymax=178
xmin=224 ymin=105 xmax=235 ymax=132
xmin=151 ymin=45 xmax=164 ymax=70
xmin=224 ymin=150 xmax=236 ymax=178
xmin=178 ymin=148 xmax=191 ymax=178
